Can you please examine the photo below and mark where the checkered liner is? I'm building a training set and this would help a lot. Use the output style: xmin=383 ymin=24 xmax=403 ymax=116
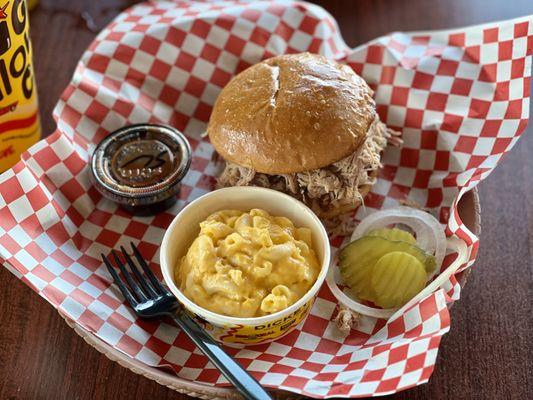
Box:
xmin=0 ymin=0 xmax=531 ymax=397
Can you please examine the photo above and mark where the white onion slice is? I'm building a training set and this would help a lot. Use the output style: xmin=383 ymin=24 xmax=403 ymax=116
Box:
xmin=326 ymin=237 xmax=469 ymax=320
xmin=326 ymin=206 xmax=452 ymax=322
xmin=351 ymin=206 xmax=446 ymax=278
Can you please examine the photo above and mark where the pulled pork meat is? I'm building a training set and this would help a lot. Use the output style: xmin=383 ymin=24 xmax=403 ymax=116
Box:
xmin=217 ymin=117 xmax=399 ymax=233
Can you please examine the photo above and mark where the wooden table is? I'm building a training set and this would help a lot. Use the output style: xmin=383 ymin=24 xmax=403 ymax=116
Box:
xmin=1 ymin=0 xmax=532 ymax=398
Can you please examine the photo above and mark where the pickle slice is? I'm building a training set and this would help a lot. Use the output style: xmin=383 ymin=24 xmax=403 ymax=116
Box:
xmin=371 ymin=251 xmax=427 ymax=309
xmin=367 ymin=227 xmax=416 ymax=245
xmin=339 ymin=236 xmax=436 ymax=301
xmin=338 ymin=237 xmax=380 ymax=300
xmin=339 ymin=258 xmax=374 ymax=300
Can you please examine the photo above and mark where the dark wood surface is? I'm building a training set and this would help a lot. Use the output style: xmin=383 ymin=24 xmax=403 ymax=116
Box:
xmin=1 ymin=0 xmax=532 ymax=399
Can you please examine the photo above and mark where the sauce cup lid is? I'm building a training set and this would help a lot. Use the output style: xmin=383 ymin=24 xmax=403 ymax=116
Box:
xmin=90 ymin=124 xmax=191 ymax=209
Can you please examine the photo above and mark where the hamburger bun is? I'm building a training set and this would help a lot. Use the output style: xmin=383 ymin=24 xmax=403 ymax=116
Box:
xmin=207 ymin=53 xmax=376 ymax=174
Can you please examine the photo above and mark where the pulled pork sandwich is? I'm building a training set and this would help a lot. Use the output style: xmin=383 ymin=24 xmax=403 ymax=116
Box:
xmin=208 ymin=53 xmax=400 ymax=231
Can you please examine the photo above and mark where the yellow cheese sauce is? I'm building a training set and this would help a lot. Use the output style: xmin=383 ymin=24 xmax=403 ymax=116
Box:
xmin=175 ymin=209 xmax=320 ymax=318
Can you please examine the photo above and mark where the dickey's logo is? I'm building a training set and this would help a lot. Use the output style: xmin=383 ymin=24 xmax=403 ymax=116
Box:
xmin=0 ymin=0 xmax=34 ymax=101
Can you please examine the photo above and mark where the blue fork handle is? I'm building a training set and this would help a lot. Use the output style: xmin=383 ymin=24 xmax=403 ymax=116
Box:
xmin=167 ymin=310 xmax=272 ymax=400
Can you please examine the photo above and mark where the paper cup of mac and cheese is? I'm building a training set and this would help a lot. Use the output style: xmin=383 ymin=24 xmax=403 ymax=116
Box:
xmin=161 ymin=187 xmax=330 ymax=345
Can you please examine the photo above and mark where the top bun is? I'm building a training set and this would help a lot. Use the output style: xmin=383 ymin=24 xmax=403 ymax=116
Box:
xmin=207 ymin=53 xmax=376 ymax=174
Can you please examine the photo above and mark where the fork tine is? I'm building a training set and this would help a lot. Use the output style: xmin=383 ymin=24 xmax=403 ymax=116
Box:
xmin=120 ymin=245 xmax=158 ymax=298
xmin=102 ymin=254 xmax=138 ymax=306
xmin=112 ymin=250 xmax=148 ymax=302
xmin=130 ymin=242 xmax=168 ymax=294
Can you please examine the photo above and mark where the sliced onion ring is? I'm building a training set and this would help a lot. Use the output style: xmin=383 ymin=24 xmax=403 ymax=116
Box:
xmin=351 ymin=206 xmax=446 ymax=278
xmin=326 ymin=237 xmax=469 ymax=320
xmin=326 ymin=206 xmax=451 ymax=321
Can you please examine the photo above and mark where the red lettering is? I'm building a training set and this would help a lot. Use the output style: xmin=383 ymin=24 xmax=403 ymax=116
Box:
xmin=0 ymin=145 xmax=14 ymax=159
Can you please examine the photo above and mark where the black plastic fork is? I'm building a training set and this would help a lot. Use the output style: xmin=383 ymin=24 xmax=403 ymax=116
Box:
xmin=102 ymin=243 xmax=272 ymax=400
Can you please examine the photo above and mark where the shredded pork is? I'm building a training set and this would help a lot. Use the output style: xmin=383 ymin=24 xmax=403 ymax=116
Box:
xmin=334 ymin=305 xmax=361 ymax=334
xmin=217 ymin=117 xmax=399 ymax=233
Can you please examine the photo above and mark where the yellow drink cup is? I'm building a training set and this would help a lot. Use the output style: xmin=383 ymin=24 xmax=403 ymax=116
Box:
xmin=0 ymin=0 xmax=40 ymax=172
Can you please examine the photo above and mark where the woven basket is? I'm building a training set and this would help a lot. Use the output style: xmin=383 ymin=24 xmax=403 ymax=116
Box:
xmin=61 ymin=188 xmax=481 ymax=399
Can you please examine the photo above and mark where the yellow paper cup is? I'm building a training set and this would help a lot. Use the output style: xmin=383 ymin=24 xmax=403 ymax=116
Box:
xmin=161 ymin=187 xmax=330 ymax=345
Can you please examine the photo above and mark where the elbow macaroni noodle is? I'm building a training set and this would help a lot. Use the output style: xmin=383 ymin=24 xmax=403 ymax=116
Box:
xmin=175 ymin=209 xmax=320 ymax=318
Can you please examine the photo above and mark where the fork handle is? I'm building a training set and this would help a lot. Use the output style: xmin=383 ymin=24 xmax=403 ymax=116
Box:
xmin=167 ymin=310 xmax=272 ymax=400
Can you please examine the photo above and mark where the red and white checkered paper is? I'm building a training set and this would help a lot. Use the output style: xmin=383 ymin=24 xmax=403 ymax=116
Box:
xmin=1 ymin=1 xmax=531 ymax=397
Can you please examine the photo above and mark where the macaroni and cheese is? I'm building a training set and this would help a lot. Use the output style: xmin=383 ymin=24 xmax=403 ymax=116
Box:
xmin=175 ymin=209 xmax=320 ymax=318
